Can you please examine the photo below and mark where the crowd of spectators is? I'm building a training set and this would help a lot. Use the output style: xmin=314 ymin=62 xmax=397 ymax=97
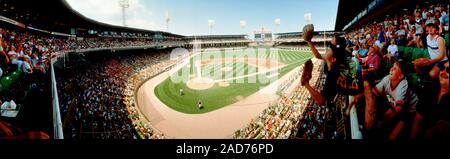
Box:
xmin=0 ymin=27 xmax=52 ymax=139
xmin=56 ymin=49 xmax=176 ymax=139
xmin=297 ymin=0 xmax=449 ymax=139
xmin=0 ymin=28 xmax=50 ymax=79
xmin=1 ymin=25 xmax=188 ymax=139
xmin=233 ymin=59 xmax=334 ymax=139
xmin=295 ymin=63 xmax=339 ymax=139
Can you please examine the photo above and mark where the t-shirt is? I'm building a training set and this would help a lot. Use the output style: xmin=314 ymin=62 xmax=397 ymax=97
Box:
xmin=10 ymin=59 xmax=23 ymax=70
xmin=427 ymin=35 xmax=448 ymax=61
xmin=22 ymin=62 xmax=32 ymax=74
xmin=386 ymin=31 xmax=392 ymax=38
xmin=374 ymin=40 xmax=383 ymax=49
xmin=415 ymin=18 xmax=423 ymax=35
xmin=387 ymin=45 xmax=398 ymax=55
xmin=425 ymin=18 xmax=435 ymax=25
xmin=422 ymin=11 xmax=428 ymax=20
xmin=396 ymin=29 xmax=406 ymax=37
xmin=359 ymin=49 xmax=368 ymax=57
xmin=8 ymin=51 xmax=17 ymax=57
xmin=375 ymin=76 xmax=419 ymax=113
xmin=352 ymin=49 xmax=359 ymax=57
xmin=321 ymin=63 xmax=339 ymax=106
xmin=364 ymin=53 xmax=380 ymax=71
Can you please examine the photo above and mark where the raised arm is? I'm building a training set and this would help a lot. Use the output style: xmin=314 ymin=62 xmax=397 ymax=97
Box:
xmin=363 ymin=80 xmax=377 ymax=130
xmin=304 ymin=82 xmax=326 ymax=106
xmin=307 ymin=41 xmax=324 ymax=60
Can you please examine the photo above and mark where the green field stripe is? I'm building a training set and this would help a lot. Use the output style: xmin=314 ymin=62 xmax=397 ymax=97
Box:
xmin=286 ymin=52 xmax=298 ymax=61
xmin=281 ymin=52 xmax=293 ymax=62
xmin=284 ymin=51 xmax=303 ymax=62
xmin=223 ymin=62 xmax=235 ymax=79
xmin=278 ymin=53 xmax=287 ymax=62
xmin=233 ymin=63 xmax=246 ymax=77
xmin=154 ymin=48 xmax=314 ymax=114
xmin=282 ymin=52 xmax=292 ymax=61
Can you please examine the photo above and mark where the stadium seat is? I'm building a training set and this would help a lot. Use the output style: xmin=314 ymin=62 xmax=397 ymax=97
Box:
xmin=422 ymin=48 xmax=430 ymax=59
xmin=403 ymin=47 xmax=414 ymax=63
xmin=11 ymin=70 xmax=21 ymax=81
xmin=407 ymin=73 xmax=420 ymax=91
xmin=397 ymin=46 xmax=405 ymax=54
xmin=412 ymin=48 xmax=425 ymax=61
xmin=445 ymin=33 xmax=449 ymax=47
xmin=381 ymin=60 xmax=393 ymax=76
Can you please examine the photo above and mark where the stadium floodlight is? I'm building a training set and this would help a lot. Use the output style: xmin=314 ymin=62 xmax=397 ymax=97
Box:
xmin=208 ymin=19 xmax=215 ymax=35
xmin=274 ymin=18 xmax=281 ymax=35
xmin=304 ymin=13 xmax=312 ymax=24
xmin=119 ymin=0 xmax=130 ymax=27
xmin=165 ymin=10 xmax=171 ymax=31
xmin=240 ymin=20 xmax=247 ymax=29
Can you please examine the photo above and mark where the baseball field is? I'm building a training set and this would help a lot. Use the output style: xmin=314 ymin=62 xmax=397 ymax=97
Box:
xmin=154 ymin=48 xmax=313 ymax=114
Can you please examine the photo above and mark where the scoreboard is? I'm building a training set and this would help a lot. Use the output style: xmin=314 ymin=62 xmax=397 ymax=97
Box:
xmin=254 ymin=27 xmax=272 ymax=44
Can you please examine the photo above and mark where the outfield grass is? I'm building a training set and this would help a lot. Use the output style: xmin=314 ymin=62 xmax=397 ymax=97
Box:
xmin=154 ymin=48 xmax=313 ymax=114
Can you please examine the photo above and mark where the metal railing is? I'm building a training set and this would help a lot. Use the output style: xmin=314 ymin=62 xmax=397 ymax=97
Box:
xmin=51 ymin=60 xmax=64 ymax=139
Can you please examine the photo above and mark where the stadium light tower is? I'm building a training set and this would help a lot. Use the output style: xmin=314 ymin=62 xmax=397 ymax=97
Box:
xmin=240 ymin=20 xmax=246 ymax=29
xmin=275 ymin=18 xmax=281 ymax=30
xmin=165 ymin=10 xmax=171 ymax=31
xmin=208 ymin=19 xmax=215 ymax=35
xmin=119 ymin=0 xmax=130 ymax=27
xmin=304 ymin=13 xmax=312 ymax=24
xmin=275 ymin=18 xmax=281 ymax=39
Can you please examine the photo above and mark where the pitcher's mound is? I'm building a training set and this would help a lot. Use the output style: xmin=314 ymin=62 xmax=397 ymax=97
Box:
xmin=187 ymin=78 xmax=215 ymax=90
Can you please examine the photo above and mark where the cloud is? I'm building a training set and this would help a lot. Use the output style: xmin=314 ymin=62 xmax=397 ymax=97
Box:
xmin=66 ymin=0 xmax=161 ymax=30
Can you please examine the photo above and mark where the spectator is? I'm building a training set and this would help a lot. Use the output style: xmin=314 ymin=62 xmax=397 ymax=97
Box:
xmin=387 ymin=39 xmax=399 ymax=62
xmin=302 ymin=33 xmax=349 ymax=106
xmin=439 ymin=10 xmax=449 ymax=46
xmin=412 ymin=61 xmax=449 ymax=139
xmin=396 ymin=25 xmax=407 ymax=46
xmin=21 ymin=56 xmax=33 ymax=75
xmin=377 ymin=26 xmax=387 ymax=47
xmin=356 ymin=44 xmax=369 ymax=62
xmin=363 ymin=60 xmax=418 ymax=139
xmin=0 ymin=38 xmax=9 ymax=65
xmin=426 ymin=11 xmax=436 ymax=25
xmin=361 ymin=46 xmax=382 ymax=82
xmin=415 ymin=23 xmax=447 ymax=79
xmin=351 ymin=45 xmax=360 ymax=63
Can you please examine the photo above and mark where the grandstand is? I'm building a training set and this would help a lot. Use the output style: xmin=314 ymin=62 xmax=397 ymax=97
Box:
xmin=184 ymin=35 xmax=251 ymax=49
xmin=274 ymin=31 xmax=335 ymax=51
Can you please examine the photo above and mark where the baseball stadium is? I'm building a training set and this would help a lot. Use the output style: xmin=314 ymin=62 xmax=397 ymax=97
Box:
xmin=1 ymin=0 xmax=449 ymax=140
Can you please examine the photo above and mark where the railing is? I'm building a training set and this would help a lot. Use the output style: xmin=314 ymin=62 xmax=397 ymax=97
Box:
xmin=51 ymin=61 xmax=64 ymax=139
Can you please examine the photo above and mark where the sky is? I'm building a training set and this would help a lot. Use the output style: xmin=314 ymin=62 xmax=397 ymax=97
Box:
xmin=66 ymin=0 xmax=339 ymax=36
